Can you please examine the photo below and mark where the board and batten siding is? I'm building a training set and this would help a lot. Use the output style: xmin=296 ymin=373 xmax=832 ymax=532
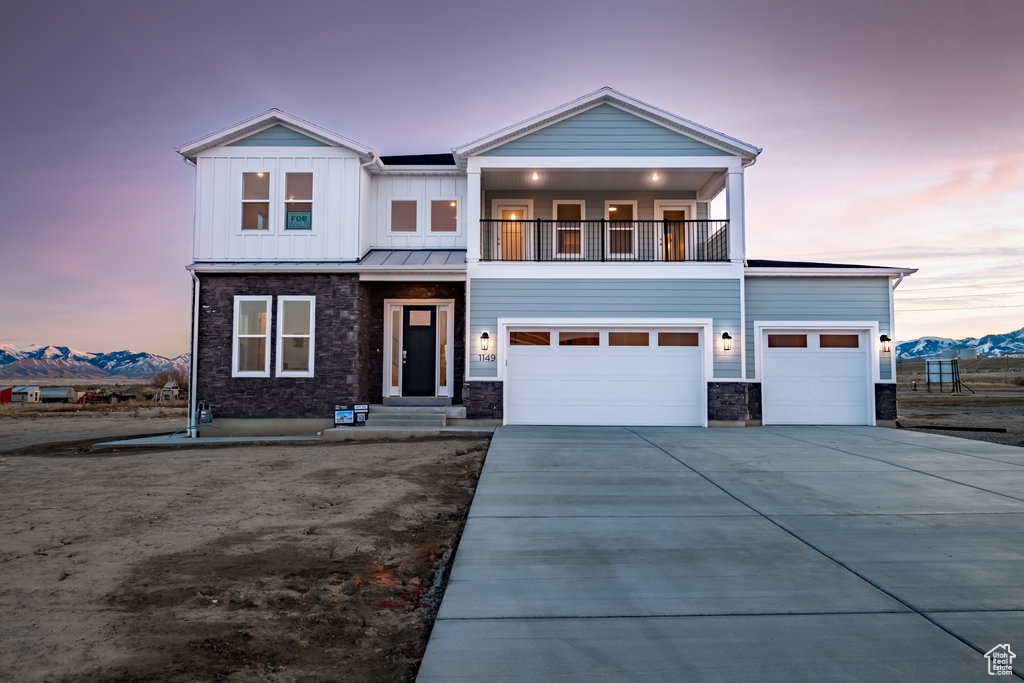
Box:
xmin=194 ymin=147 xmax=362 ymax=261
xmin=469 ymin=278 xmax=741 ymax=379
xmin=484 ymin=191 xmax=706 ymax=220
xmin=368 ymin=175 xmax=468 ymax=250
xmin=227 ymin=124 xmax=330 ymax=147
xmin=480 ymin=104 xmax=733 ymax=157
xmin=744 ymin=277 xmax=893 ymax=380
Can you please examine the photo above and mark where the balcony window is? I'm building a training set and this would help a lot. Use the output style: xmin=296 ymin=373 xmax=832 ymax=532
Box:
xmin=605 ymin=201 xmax=637 ymax=258
xmin=553 ymin=201 xmax=584 ymax=258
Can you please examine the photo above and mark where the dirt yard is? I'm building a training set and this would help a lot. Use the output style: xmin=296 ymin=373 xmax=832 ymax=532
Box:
xmin=896 ymin=359 xmax=1024 ymax=448
xmin=0 ymin=428 xmax=488 ymax=682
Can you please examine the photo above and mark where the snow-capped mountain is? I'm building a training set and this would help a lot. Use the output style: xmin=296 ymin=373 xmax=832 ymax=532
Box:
xmin=0 ymin=344 xmax=190 ymax=379
xmin=896 ymin=326 xmax=1024 ymax=360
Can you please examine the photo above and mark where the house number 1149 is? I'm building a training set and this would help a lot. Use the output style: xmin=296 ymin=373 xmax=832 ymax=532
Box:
xmin=476 ymin=353 xmax=496 ymax=362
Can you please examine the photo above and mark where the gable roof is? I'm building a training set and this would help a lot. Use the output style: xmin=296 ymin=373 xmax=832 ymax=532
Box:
xmin=452 ymin=87 xmax=761 ymax=165
xmin=177 ymin=109 xmax=375 ymax=162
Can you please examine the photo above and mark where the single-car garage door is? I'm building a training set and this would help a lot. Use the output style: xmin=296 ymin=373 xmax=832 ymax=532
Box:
xmin=505 ymin=327 xmax=705 ymax=426
xmin=761 ymin=330 xmax=872 ymax=425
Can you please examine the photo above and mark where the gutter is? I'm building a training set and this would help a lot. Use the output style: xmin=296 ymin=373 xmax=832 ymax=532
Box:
xmin=745 ymin=267 xmax=918 ymax=277
xmin=188 ymin=269 xmax=200 ymax=438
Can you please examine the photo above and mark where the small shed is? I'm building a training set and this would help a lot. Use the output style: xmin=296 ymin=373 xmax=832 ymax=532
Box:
xmin=12 ymin=386 xmax=41 ymax=403
xmin=39 ymin=386 xmax=77 ymax=403
xmin=0 ymin=387 xmax=12 ymax=403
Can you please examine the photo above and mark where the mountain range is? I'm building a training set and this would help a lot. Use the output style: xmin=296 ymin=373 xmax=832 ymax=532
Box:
xmin=0 ymin=345 xmax=190 ymax=380
xmin=896 ymin=326 xmax=1024 ymax=360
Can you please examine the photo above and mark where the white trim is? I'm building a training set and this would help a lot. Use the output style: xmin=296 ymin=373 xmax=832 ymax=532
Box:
xmin=469 ymin=156 xmax=743 ymax=172
xmin=489 ymin=199 xmax=534 ymax=261
xmin=552 ymin=200 xmax=585 ymax=258
xmin=275 ymin=296 xmax=315 ymax=378
xmin=753 ymin=320 xmax=879 ymax=426
xmin=387 ymin=198 xmax=419 ymax=234
xmin=604 ymin=200 xmax=639 ymax=259
xmin=746 ymin=267 xmax=918 ymax=277
xmin=382 ymin=299 xmax=456 ymax=399
xmin=467 ymin=261 xmax=743 ymax=279
xmin=453 ymin=88 xmax=761 ymax=160
xmin=497 ymin=317 xmax=713 ymax=427
xmin=232 ymin=295 xmax=272 ymax=378
xmin=178 ymin=109 xmax=373 ymax=160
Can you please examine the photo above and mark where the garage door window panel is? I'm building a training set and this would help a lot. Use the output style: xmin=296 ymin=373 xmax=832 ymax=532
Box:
xmin=609 ymin=332 xmax=649 ymax=346
xmin=768 ymin=334 xmax=808 ymax=348
xmin=510 ymin=331 xmax=550 ymax=346
xmin=658 ymin=332 xmax=699 ymax=347
xmin=820 ymin=334 xmax=859 ymax=349
xmin=559 ymin=331 xmax=600 ymax=346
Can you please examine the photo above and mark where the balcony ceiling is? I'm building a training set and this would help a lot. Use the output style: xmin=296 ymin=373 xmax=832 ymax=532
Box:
xmin=480 ymin=168 xmax=723 ymax=192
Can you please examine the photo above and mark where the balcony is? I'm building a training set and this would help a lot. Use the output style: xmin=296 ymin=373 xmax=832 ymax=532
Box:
xmin=479 ymin=219 xmax=729 ymax=262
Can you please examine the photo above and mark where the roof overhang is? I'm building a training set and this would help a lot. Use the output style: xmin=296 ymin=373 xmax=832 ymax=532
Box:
xmin=452 ymin=87 xmax=762 ymax=167
xmin=745 ymin=266 xmax=918 ymax=277
xmin=177 ymin=109 xmax=375 ymax=163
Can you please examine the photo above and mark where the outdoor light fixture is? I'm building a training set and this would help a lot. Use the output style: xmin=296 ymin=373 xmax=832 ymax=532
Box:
xmin=880 ymin=334 xmax=892 ymax=353
xmin=722 ymin=331 xmax=733 ymax=351
xmin=450 ymin=201 xmax=457 ymax=207
xmin=480 ymin=331 xmax=490 ymax=351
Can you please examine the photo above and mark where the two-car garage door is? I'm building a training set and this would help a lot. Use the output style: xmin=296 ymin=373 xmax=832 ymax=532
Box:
xmin=505 ymin=327 xmax=704 ymax=426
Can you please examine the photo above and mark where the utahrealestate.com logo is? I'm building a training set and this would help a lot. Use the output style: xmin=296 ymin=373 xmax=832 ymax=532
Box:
xmin=985 ymin=644 xmax=1015 ymax=676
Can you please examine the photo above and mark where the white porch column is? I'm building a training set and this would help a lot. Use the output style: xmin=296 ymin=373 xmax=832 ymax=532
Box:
xmin=466 ymin=170 xmax=481 ymax=263
xmin=726 ymin=170 xmax=745 ymax=263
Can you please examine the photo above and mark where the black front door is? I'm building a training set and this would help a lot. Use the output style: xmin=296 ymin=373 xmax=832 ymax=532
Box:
xmin=402 ymin=306 xmax=436 ymax=396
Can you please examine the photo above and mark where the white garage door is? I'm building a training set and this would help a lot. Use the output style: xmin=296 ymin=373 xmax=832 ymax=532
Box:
xmin=505 ymin=328 xmax=704 ymax=426
xmin=761 ymin=330 xmax=872 ymax=425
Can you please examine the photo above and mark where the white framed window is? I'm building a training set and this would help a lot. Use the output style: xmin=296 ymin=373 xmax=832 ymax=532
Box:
xmin=232 ymin=296 xmax=272 ymax=377
xmin=284 ymin=173 xmax=313 ymax=230
xmin=241 ymin=172 xmax=271 ymax=231
xmin=389 ymin=200 xmax=418 ymax=233
xmin=553 ymin=200 xmax=584 ymax=258
xmin=276 ymin=296 xmax=315 ymax=377
xmin=605 ymin=200 xmax=638 ymax=259
xmin=430 ymin=200 xmax=458 ymax=233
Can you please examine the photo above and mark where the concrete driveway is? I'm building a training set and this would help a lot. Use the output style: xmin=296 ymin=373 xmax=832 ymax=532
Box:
xmin=418 ymin=426 xmax=1024 ymax=682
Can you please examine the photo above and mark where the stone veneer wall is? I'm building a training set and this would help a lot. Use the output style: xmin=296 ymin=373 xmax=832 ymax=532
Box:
xmin=196 ymin=273 xmax=366 ymax=418
xmin=707 ymin=382 xmax=762 ymax=422
xmin=875 ymin=383 xmax=897 ymax=421
xmin=463 ymin=381 xmax=504 ymax=419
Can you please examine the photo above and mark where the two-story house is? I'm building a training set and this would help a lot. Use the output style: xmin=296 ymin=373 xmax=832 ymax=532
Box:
xmin=177 ymin=88 xmax=914 ymax=434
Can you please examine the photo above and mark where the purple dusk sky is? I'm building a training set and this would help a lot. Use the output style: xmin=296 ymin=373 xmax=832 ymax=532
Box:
xmin=1 ymin=0 xmax=1021 ymax=357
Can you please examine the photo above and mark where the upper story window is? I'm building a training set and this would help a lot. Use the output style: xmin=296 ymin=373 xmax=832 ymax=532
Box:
xmin=241 ymin=172 xmax=270 ymax=231
xmin=285 ymin=173 xmax=313 ymax=230
xmin=390 ymin=200 xmax=417 ymax=233
xmin=553 ymin=200 xmax=584 ymax=257
xmin=430 ymin=200 xmax=458 ymax=233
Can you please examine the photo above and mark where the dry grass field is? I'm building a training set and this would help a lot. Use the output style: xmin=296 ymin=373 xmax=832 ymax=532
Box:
xmin=896 ymin=358 xmax=1024 ymax=447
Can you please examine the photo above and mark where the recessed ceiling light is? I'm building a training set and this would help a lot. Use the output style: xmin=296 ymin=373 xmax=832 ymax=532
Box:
xmin=531 ymin=172 xmax=539 ymax=181
xmin=652 ymin=173 xmax=660 ymax=181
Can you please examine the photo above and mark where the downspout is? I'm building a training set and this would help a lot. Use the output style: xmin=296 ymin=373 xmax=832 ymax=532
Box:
xmin=188 ymin=268 xmax=200 ymax=438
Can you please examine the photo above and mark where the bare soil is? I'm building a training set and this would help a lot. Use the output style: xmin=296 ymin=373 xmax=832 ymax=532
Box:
xmin=896 ymin=359 xmax=1024 ymax=448
xmin=0 ymin=404 xmax=189 ymax=452
xmin=0 ymin=427 xmax=488 ymax=682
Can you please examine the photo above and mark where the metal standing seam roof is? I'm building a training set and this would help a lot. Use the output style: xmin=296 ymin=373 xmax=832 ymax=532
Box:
xmin=359 ymin=249 xmax=467 ymax=267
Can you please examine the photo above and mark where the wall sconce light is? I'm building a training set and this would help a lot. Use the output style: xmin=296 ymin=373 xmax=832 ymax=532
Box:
xmin=480 ymin=331 xmax=490 ymax=351
xmin=721 ymin=331 xmax=733 ymax=351
xmin=880 ymin=334 xmax=892 ymax=353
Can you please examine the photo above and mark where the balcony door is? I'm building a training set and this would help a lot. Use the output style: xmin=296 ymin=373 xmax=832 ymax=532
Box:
xmin=492 ymin=200 xmax=532 ymax=261
xmin=655 ymin=200 xmax=698 ymax=262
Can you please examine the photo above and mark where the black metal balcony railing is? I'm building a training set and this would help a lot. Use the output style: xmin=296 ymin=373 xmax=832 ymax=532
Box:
xmin=479 ymin=219 xmax=728 ymax=262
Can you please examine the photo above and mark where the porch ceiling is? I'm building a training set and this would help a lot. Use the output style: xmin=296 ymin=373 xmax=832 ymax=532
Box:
xmin=480 ymin=168 xmax=724 ymax=192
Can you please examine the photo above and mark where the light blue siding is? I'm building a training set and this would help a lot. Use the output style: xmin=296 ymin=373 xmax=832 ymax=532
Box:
xmin=481 ymin=104 xmax=733 ymax=157
xmin=228 ymin=124 xmax=328 ymax=147
xmin=744 ymin=277 xmax=893 ymax=380
xmin=470 ymin=278 xmax=741 ymax=379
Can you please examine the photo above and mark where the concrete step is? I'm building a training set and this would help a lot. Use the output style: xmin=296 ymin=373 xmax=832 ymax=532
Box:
xmin=382 ymin=397 xmax=452 ymax=407
xmin=364 ymin=416 xmax=447 ymax=428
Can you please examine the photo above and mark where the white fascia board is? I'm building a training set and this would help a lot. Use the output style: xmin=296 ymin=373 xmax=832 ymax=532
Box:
xmin=177 ymin=109 xmax=374 ymax=160
xmin=373 ymin=167 xmax=465 ymax=176
xmin=468 ymin=261 xmax=743 ymax=279
xmin=453 ymin=87 xmax=761 ymax=161
xmin=745 ymin=267 xmax=918 ymax=277
xmin=469 ymin=156 xmax=743 ymax=172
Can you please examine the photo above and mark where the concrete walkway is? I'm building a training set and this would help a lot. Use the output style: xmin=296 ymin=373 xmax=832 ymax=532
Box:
xmin=418 ymin=426 xmax=1024 ymax=682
